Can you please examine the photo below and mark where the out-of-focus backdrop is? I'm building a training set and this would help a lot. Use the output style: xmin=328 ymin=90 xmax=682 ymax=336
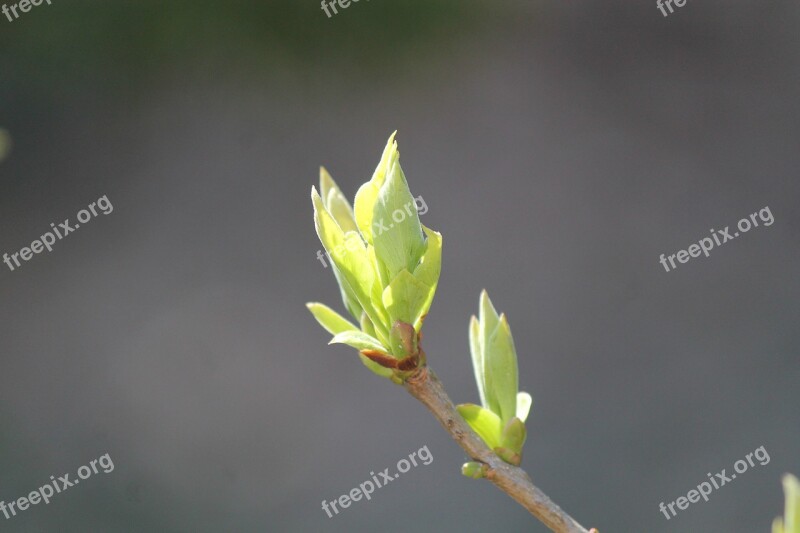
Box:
xmin=1 ymin=1 xmax=798 ymax=531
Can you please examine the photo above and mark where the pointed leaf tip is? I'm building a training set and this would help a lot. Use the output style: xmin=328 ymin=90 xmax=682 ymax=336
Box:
xmin=486 ymin=312 xmax=519 ymax=424
xmin=329 ymin=330 xmax=387 ymax=353
xmin=516 ymin=392 xmax=533 ymax=423
xmin=307 ymin=302 xmax=359 ymax=336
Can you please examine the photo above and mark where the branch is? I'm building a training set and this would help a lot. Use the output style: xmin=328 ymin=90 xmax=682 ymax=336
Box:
xmin=404 ymin=366 xmax=593 ymax=533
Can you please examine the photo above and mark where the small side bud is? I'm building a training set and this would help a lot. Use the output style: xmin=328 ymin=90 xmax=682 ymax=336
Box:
xmin=461 ymin=462 xmax=488 ymax=479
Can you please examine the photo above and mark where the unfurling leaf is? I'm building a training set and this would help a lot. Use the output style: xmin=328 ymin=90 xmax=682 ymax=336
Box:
xmin=469 ymin=315 xmax=486 ymax=408
xmin=329 ymin=331 xmax=387 ymax=353
xmin=485 ymin=314 xmax=519 ymax=424
xmin=775 ymin=474 xmax=800 ymax=533
xmin=516 ymin=392 xmax=533 ymax=423
xmin=306 ymin=303 xmax=359 ymax=335
xmin=308 ymin=132 xmax=440 ymax=383
xmin=371 ymin=150 xmax=426 ymax=280
xmin=411 ymin=226 xmax=442 ymax=331
xmin=320 ymin=166 xmax=359 ymax=234
xmin=456 ymin=403 xmax=502 ymax=450
xmin=312 ymin=188 xmax=386 ymax=339
xmin=382 ymin=270 xmax=429 ymax=331
xmin=463 ymin=291 xmax=531 ymax=465
xmin=354 ymin=132 xmax=397 ymax=244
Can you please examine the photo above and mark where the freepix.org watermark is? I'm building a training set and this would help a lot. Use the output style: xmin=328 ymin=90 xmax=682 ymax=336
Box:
xmin=659 ymin=445 xmax=770 ymax=520
xmin=0 ymin=453 xmax=114 ymax=520
xmin=2 ymin=0 xmax=52 ymax=23
xmin=315 ymin=195 xmax=427 ymax=269
xmin=656 ymin=0 xmax=689 ymax=18
xmin=659 ymin=206 xmax=774 ymax=273
xmin=3 ymin=194 xmax=114 ymax=272
xmin=321 ymin=445 xmax=433 ymax=518
xmin=320 ymin=0 xmax=368 ymax=19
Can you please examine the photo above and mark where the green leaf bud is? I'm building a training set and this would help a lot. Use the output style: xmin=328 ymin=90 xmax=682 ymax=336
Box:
xmin=308 ymin=133 xmax=440 ymax=383
xmin=461 ymin=462 xmax=488 ymax=479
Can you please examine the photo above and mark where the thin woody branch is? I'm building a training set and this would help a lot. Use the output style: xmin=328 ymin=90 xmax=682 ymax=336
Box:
xmin=404 ymin=367 xmax=593 ymax=533
xmin=309 ymin=136 xmax=596 ymax=532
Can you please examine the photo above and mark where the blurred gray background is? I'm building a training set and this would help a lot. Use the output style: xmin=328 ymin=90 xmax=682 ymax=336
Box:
xmin=0 ymin=1 xmax=798 ymax=531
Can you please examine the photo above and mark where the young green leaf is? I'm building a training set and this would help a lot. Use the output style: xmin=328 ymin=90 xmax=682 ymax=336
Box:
xmin=312 ymin=187 xmax=387 ymax=339
xmin=479 ymin=291 xmax=502 ymax=416
xmin=360 ymin=312 xmax=377 ymax=339
xmin=456 ymin=403 xmax=503 ymax=449
xmin=783 ymin=474 xmax=800 ymax=533
xmin=371 ymin=153 xmax=426 ymax=280
xmin=358 ymin=353 xmax=395 ymax=379
xmin=775 ymin=475 xmax=799 ymax=533
xmin=319 ymin=166 xmax=337 ymax=202
xmin=479 ymin=290 xmax=500 ymax=349
xmin=485 ymin=314 xmax=519 ymax=423
xmin=516 ymin=392 xmax=533 ymax=423
xmin=411 ymin=226 xmax=442 ymax=331
xmin=310 ymin=132 xmax=441 ymax=384
xmin=320 ymin=167 xmax=359 ymax=234
xmin=367 ymin=245 xmax=391 ymax=299
xmin=381 ymin=270 xmax=429 ymax=330
xmin=469 ymin=315 xmax=488 ymax=409
xmin=306 ymin=302 xmax=359 ymax=336
xmin=329 ymin=331 xmax=388 ymax=354
xmin=326 ymin=190 xmax=359 ymax=235
xmin=331 ymin=264 xmax=364 ymax=322
xmin=500 ymin=417 xmax=527 ymax=455
xmin=354 ymin=132 xmax=397 ymax=244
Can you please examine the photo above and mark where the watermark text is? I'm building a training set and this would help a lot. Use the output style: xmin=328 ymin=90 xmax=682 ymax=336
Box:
xmin=321 ymin=445 xmax=432 ymax=517
xmin=659 ymin=206 xmax=773 ymax=272
xmin=659 ymin=445 xmax=770 ymax=520
xmin=3 ymin=194 xmax=114 ymax=273
xmin=1 ymin=453 xmax=114 ymax=520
